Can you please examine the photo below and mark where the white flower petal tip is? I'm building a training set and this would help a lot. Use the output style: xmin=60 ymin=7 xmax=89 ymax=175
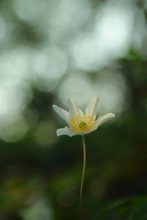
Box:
xmin=109 ymin=113 xmax=115 ymax=118
xmin=85 ymin=96 xmax=99 ymax=118
xmin=52 ymin=105 xmax=69 ymax=123
xmin=95 ymin=113 xmax=116 ymax=128
xmin=56 ymin=126 xmax=75 ymax=137
xmin=68 ymin=99 xmax=80 ymax=118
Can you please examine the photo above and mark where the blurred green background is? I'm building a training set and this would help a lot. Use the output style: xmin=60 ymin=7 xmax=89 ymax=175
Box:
xmin=0 ymin=0 xmax=147 ymax=219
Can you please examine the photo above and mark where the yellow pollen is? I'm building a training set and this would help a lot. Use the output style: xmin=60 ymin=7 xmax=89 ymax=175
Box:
xmin=69 ymin=113 xmax=95 ymax=133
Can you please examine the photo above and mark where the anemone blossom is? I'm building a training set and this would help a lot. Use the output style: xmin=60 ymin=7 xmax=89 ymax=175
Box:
xmin=53 ymin=96 xmax=115 ymax=137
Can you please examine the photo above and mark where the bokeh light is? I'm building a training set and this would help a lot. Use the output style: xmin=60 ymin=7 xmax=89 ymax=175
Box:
xmin=0 ymin=0 xmax=147 ymax=219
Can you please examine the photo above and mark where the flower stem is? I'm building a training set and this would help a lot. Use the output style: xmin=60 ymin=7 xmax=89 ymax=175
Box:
xmin=80 ymin=135 xmax=86 ymax=210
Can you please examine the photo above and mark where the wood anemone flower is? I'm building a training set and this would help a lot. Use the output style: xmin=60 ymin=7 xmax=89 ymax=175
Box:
xmin=53 ymin=96 xmax=115 ymax=137
xmin=52 ymin=96 xmax=115 ymax=210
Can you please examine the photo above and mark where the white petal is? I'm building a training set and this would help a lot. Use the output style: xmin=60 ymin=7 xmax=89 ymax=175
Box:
xmin=95 ymin=113 xmax=115 ymax=128
xmin=68 ymin=99 xmax=80 ymax=118
xmin=52 ymin=105 xmax=69 ymax=123
xmin=85 ymin=96 xmax=99 ymax=119
xmin=56 ymin=126 xmax=75 ymax=137
xmin=81 ymin=113 xmax=115 ymax=135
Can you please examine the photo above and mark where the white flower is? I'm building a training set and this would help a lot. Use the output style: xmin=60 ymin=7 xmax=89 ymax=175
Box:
xmin=53 ymin=96 xmax=115 ymax=137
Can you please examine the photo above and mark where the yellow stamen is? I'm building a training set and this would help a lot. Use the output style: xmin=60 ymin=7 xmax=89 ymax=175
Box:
xmin=69 ymin=113 xmax=95 ymax=133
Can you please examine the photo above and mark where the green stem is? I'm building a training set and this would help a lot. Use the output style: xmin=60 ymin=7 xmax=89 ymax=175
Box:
xmin=80 ymin=135 xmax=86 ymax=209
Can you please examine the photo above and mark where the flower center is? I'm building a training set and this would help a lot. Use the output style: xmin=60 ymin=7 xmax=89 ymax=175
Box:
xmin=79 ymin=121 xmax=87 ymax=130
xmin=69 ymin=113 xmax=95 ymax=133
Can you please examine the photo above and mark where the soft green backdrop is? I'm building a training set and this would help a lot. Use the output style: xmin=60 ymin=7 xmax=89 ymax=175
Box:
xmin=0 ymin=0 xmax=147 ymax=219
